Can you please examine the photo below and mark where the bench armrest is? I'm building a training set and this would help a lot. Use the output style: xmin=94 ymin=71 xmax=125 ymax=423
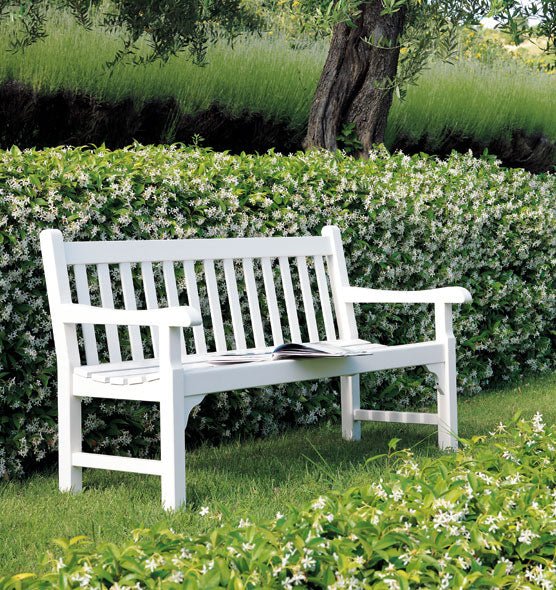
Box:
xmin=343 ymin=286 xmax=472 ymax=305
xmin=58 ymin=304 xmax=203 ymax=328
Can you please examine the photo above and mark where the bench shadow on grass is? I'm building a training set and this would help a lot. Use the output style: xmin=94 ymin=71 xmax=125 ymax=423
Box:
xmin=83 ymin=371 xmax=556 ymax=505
xmin=83 ymin=420 xmax=441 ymax=512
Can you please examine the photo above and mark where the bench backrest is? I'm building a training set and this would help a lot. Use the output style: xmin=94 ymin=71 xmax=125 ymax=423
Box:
xmin=41 ymin=226 xmax=358 ymax=366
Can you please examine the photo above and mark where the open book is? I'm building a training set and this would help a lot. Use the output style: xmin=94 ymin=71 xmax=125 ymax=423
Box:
xmin=207 ymin=340 xmax=381 ymax=365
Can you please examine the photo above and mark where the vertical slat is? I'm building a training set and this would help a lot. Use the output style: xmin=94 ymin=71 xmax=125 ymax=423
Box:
xmin=242 ymin=258 xmax=265 ymax=348
xmin=97 ymin=263 xmax=122 ymax=363
xmin=183 ymin=261 xmax=207 ymax=354
xmin=279 ymin=257 xmax=301 ymax=343
xmin=119 ymin=262 xmax=144 ymax=361
xmin=203 ymin=260 xmax=227 ymax=352
xmin=223 ymin=259 xmax=247 ymax=349
xmin=163 ymin=261 xmax=187 ymax=359
xmin=141 ymin=262 xmax=160 ymax=358
xmin=296 ymin=256 xmax=319 ymax=342
xmin=261 ymin=257 xmax=283 ymax=346
xmin=314 ymin=255 xmax=336 ymax=341
xmin=73 ymin=264 xmax=99 ymax=365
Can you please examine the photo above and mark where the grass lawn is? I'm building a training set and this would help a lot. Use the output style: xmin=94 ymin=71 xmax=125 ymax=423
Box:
xmin=0 ymin=372 xmax=555 ymax=575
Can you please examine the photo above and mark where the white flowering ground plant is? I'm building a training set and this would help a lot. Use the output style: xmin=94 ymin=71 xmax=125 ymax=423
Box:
xmin=0 ymin=144 xmax=554 ymax=479
xmin=2 ymin=415 xmax=556 ymax=588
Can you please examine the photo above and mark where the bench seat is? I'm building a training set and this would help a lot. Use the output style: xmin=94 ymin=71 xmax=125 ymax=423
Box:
xmin=73 ymin=341 xmax=447 ymax=399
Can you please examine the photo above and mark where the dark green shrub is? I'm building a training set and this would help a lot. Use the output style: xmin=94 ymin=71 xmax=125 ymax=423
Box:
xmin=0 ymin=145 xmax=554 ymax=478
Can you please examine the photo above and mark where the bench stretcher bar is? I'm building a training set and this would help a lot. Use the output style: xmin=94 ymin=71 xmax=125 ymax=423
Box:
xmin=354 ymin=409 xmax=438 ymax=425
xmin=72 ymin=452 xmax=162 ymax=475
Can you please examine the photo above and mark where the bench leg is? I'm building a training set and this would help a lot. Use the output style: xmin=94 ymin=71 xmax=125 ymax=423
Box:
xmin=436 ymin=348 xmax=458 ymax=450
xmin=160 ymin=388 xmax=186 ymax=511
xmin=58 ymin=367 xmax=82 ymax=493
xmin=341 ymin=375 xmax=361 ymax=441
xmin=159 ymin=324 xmax=188 ymax=511
xmin=160 ymin=394 xmax=205 ymax=511
xmin=432 ymin=303 xmax=459 ymax=451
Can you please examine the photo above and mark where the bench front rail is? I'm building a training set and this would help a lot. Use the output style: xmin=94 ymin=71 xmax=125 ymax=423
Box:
xmin=41 ymin=226 xmax=471 ymax=510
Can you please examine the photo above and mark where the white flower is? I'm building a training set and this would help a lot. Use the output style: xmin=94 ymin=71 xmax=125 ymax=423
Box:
xmin=168 ymin=571 xmax=184 ymax=583
xmin=532 ymin=412 xmax=545 ymax=433
xmin=312 ymin=496 xmax=327 ymax=510
xmin=71 ymin=573 xmax=92 ymax=587
xmin=502 ymin=450 xmax=519 ymax=463
xmin=440 ymin=573 xmax=453 ymax=589
xmin=390 ymin=487 xmax=403 ymax=501
xmin=301 ymin=554 xmax=316 ymax=569
xmin=506 ymin=473 xmax=522 ymax=485
xmin=457 ymin=556 xmax=470 ymax=570
xmin=200 ymin=560 xmax=214 ymax=574
xmin=518 ymin=529 xmax=540 ymax=545
xmin=496 ymin=557 xmax=514 ymax=575
xmin=384 ymin=578 xmax=400 ymax=590
xmin=198 ymin=506 xmax=210 ymax=516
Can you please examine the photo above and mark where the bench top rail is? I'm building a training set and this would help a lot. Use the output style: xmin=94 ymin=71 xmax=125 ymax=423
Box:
xmin=63 ymin=236 xmax=333 ymax=265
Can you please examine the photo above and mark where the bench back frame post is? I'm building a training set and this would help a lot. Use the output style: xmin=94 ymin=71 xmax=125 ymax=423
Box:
xmin=322 ymin=226 xmax=362 ymax=441
xmin=40 ymin=229 xmax=83 ymax=492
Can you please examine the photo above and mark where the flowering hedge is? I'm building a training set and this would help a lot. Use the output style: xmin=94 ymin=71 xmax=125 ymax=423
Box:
xmin=0 ymin=145 xmax=554 ymax=478
xmin=2 ymin=415 xmax=556 ymax=588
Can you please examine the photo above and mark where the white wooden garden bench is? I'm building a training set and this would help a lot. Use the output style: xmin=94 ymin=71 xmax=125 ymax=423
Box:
xmin=41 ymin=226 xmax=471 ymax=510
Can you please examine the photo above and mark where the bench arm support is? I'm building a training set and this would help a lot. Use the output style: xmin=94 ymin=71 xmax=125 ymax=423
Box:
xmin=58 ymin=304 xmax=202 ymax=328
xmin=343 ymin=286 xmax=472 ymax=305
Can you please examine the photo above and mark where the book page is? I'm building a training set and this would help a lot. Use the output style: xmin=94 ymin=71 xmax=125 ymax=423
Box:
xmin=206 ymin=340 xmax=383 ymax=365
xmin=272 ymin=340 xmax=379 ymax=359
xmin=206 ymin=351 xmax=271 ymax=365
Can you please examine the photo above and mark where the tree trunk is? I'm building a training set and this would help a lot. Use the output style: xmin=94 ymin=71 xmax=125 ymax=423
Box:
xmin=304 ymin=0 xmax=406 ymax=156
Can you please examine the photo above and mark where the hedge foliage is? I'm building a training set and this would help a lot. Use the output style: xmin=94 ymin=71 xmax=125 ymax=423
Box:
xmin=2 ymin=415 xmax=556 ymax=588
xmin=0 ymin=145 xmax=554 ymax=478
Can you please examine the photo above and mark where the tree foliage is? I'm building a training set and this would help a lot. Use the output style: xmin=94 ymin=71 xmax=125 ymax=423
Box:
xmin=268 ymin=0 xmax=554 ymax=96
xmin=0 ymin=0 xmax=264 ymax=65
